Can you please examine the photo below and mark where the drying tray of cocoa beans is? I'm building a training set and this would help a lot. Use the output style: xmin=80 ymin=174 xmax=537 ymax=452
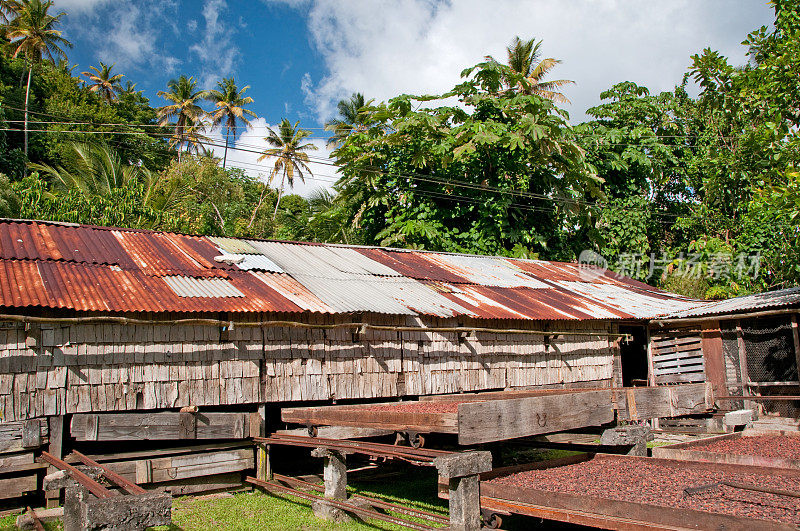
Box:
xmin=480 ymin=453 xmax=800 ymax=530
xmin=653 ymin=431 xmax=800 ymax=471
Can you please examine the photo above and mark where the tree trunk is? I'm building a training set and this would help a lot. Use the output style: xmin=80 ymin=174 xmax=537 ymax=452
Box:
xmin=222 ymin=128 xmax=229 ymax=169
xmin=272 ymin=175 xmax=285 ymax=220
xmin=23 ymin=65 xmax=32 ymax=163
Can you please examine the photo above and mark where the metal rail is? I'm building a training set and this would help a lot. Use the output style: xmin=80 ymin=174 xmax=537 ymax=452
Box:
xmin=257 ymin=434 xmax=451 ymax=466
xmin=70 ymin=451 xmax=146 ymax=495
xmin=39 ymin=451 xmax=115 ymax=499
xmin=271 ymin=473 xmax=450 ymax=525
xmin=246 ymin=476 xmax=442 ymax=531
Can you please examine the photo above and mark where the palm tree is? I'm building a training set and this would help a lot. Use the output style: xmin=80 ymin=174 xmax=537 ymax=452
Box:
xmin=120 ymin=81 xmax=142 ymax=97
xmin=156 ymin=75 xmax=208 ymax=161
xmin=0 ymin=0 xmax=22 ymax=24
xmin=206 ymin=77 xmax=256 ymax=169
xmin=29 ymin=141 xmax=152 ymax=199
xmin=324 ymin=92 xmax=375 ymax=147
xmin=6 ymin=0 xmax=71 ymax=158
xmin=499 ymin=36 xmax=574 ymax=103
xmin=169 ymin=118 xmax=212 ymax=158
xmin=256 ymin=119 xmax=317 ymax=219
xmin=81 ymin=62 xmax=123 ymax=103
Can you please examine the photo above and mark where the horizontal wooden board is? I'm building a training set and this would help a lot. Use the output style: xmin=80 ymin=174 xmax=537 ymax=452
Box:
xmin=0 ymin=474 xmax=37 ymax=500
xmin=614 ymin=382 xmax=712 ymax=420
xmin=71 ymin=412 xmax=250 ymax=441
xmin=456 ymin=390 xmax=615 ymax=445
xmin=282 ymin=404 xmax=458 ymax=434
xmin=98 ymin=447 xmax=254 ymax=484
xmin=0 ymin=419 xmax=48 ymax=453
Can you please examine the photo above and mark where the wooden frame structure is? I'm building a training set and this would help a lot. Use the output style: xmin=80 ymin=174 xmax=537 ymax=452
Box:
xmin=477 ymin=453 xmax=800 ymax=531
xmin=652 ymin=432 xmax=800 ymax=470
xmin=281 ymin=383 xmax=713 ymax=445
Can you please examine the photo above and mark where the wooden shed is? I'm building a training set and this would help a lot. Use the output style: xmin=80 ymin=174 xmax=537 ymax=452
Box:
xmin=651 ymin=287 xmax=800 ymax=420
xmin=0 ymin=218 xmax=703 ymax=503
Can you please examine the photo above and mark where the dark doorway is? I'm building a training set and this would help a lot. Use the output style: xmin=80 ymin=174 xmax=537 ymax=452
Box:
xmin=619 ymin=325 xmax=649 ymax=387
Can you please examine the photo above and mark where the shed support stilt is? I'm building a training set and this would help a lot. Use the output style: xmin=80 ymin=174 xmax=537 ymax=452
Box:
xmin=311 ymin=447 xmax=349 ymax=522
xmin=433 ymin=451 xmax=492 ymax=531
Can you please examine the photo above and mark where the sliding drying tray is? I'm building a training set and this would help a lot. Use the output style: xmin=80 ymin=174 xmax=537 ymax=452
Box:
xmin=477 ymin=452 xmax=800 ymax=531
xmin=653 ymin=431 xmax=800 ymax=471
xmin=281 ymin=383 xmax=713 ymax=445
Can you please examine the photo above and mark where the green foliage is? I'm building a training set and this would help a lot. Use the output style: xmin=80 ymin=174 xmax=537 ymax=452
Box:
xmin=333 ymin=59 xmax=600 ymax=257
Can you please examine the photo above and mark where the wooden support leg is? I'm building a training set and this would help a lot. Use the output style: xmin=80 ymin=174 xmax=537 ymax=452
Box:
xmin=433 ymin=451 xmax=492 ymax=531
xmin=310 ymin=448 xmax=349 ymax=522
xmin=254 ymin=405 xmax=271 ymax=481
xmin=46 ymin=416 xmax=65 ymax=508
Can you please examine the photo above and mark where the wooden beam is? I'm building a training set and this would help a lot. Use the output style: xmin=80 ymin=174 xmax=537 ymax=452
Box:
xmin=701 ymin=321 xmax=726 ymax=403
xmin=71 ymin=412 xmax=250 ymax=441
xmin=614 ymin=383 xmax=712 ymax=420
xmin=456 ymin=390 xmax=615 ymax=445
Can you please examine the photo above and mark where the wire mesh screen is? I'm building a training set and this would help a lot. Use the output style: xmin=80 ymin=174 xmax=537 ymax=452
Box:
xmin=720 ymin=324 xmax=742 ymax=394
xmin=740 ymin=316 xmax=798 ymax=383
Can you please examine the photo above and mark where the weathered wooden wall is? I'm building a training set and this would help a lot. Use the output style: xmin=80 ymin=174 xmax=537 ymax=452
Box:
xmin=0 ymin=313 xmax=617 ymax=422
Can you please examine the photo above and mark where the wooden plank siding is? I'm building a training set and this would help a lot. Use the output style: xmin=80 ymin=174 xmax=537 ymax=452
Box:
xmin=0 ymin=313 xmax=618 ymax=422
xmin=649 ymin=327 xmax=705 ymax=385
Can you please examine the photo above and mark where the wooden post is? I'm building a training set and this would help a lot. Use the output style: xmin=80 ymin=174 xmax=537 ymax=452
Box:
xmin=791 ymin=315 xmax=800 ymax=382
xmin=735 ymin=321 xmax=753 ymax=412
xmin=253 ymin=405 xmax=271 ymax=481
xmin=46 ymin=416 xmax=65 ymax=508
xmin=645 ymin=328 xmax=656 ymax=387
xmin=701 ymin=321 xmax=726 ymax=403
xmin=310 ymin=447 xmax=348 ymax=521
xmin=433 ymin=451 xmax=492 ymax=531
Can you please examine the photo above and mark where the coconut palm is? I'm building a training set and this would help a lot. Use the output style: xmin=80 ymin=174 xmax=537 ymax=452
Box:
xmin=0 ymin=0 xmax=22 ymax=24
xmin=170 ymin=118 xmax=212 ymax=159
xmin=82 ymin=62 xmax=124 ymax=103
xmin=29 ymin=141 xmax=152 ymax=199
xmin=6 ymin=0 xmax=71 ymax=158
xmin=500 ymin=36 xmax=574 ymax=103
xmin=324 ymin=92 xmax=375 ymax=147
xmin=156 ymin=75 xmax=209 ymax=160
xmin=256 ymin=119 xmax=317 ymax=219
xmin=120 ymin=80 xmax=142 ymax=97
xmin=206 ymin=77 xmax=256 ymax=169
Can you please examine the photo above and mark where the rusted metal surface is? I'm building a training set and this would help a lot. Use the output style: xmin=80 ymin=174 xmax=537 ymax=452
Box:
xmin=39 ymin=451 xmax=115 ymax=499
xmin=258 ymin=433 xmax=450 ymax=466
xmin=247 ymin=476 xmax=442 ymax=530
xmin=666 ymin=287 xmax=800 ymax=319
xmin=0 ymin=219 xmax=703 ymax=319
xmin=70 ymin=450 xmax=146 ymax=495
xmin=271 ymin=473 xmax=450 ymax=525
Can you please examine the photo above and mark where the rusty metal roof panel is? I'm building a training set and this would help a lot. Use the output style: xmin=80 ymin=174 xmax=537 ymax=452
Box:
xmin=162 ymin=276 xmax=245 ymax=298
xmin=0 ymin=219 xmax=704 ymax=319
xmin=250 ymin=271 xmax=334 ymax=313
xmin=423 ymin=253 xmax=550 ymax=288
xmin=553 ymin=281 xmax=701 ymax=319
xmin=665 ymin=286 xmax=800 ymax=319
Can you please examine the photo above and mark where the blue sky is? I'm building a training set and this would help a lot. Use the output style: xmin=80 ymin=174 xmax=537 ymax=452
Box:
xmin=52 ymin=0 xmax=774 ymax=195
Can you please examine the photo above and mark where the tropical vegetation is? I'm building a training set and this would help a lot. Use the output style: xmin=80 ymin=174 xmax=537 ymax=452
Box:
xmin=0 ymin=0 xmax=796 ymax=298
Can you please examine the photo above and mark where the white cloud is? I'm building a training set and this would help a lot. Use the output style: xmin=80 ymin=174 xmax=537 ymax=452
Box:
xmin=297 ymin=0 xmax=774 ymax=123
xmin=208 ymin=117 xmax=336 ymax=198
xmin=52 ymin=0 xmax=112 ymax=14
xmin=64 ymin=1 xmax=180 ymax=74
xmin=189 ymin=0 xmax=239 ymax=89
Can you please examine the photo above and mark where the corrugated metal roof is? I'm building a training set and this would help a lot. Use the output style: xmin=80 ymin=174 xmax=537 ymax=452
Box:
xmin=665 ymin=286 xmax=800 ymax=319
xmin=215 ymin=253 xmax=284 ymax=273
xmin=162 ymin=276 xmax=245 ymax=298
xmin=0 ymin=219 xmax=705 ymax=319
